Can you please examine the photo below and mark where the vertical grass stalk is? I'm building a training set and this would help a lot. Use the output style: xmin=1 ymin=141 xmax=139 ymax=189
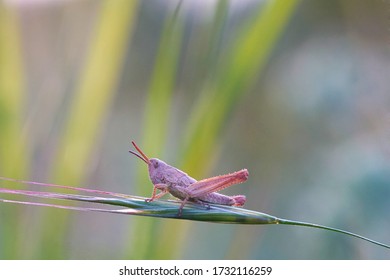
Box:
xmin=178 ymin=0 xmax=301 ymax=259
xmin=36 ymin=0 xmax=139 ymax=258
xmin=127 ymin=2 xmax=184 ymax=259
xmin=0 ymin=4 xmax=28 ymax=259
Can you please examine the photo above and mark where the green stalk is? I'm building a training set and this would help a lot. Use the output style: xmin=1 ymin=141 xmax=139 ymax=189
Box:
xmin=276 ymin=218 xmax=390 ymax=249
xmin=37 ymin=0 xmax=139 ymax=259
xmin=176 ymin=0 xmax=301 ymax=259
xmin=0 ymin=4 xmax=28 ymax=259
xmin=181 ymin=0 xmax=301 ymax=176
xmin=1 ymin=179 xmax=389 ymax=250
xmin=128 ymin=2 xmax=184 ymax=259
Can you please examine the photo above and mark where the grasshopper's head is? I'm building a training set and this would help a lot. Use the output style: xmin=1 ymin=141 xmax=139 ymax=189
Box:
xmin=129 ymin=141 xmax=168 ymax=184
xmin=147 ymin=158 xmax=170 ymax=184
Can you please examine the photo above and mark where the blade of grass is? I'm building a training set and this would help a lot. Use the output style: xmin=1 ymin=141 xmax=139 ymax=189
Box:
xmin=128 ymin=2 xmax=184 ymax=259
xmin=0 ymin=4 xmax=28 ymax=259
xmin=36 ymin=0 xmax=139 ymax=259
xmin=0 ymin=187 xmax=279 ymax=224
xmin=1 ymin=184 xmax=389 ymax=250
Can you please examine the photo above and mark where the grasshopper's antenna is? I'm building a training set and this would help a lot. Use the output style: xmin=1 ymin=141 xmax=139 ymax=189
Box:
xmin=129 ymin=141 xmax=150 ymax=164
xmin=129 ymin=150 xmax=148 ymax=164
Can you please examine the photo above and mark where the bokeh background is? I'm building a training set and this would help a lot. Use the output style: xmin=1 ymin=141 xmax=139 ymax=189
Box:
xmin=1 ymin=0 xmax=390 ymax=259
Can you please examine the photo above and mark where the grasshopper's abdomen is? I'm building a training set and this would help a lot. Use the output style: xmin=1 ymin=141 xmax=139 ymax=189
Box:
xmin=199 ymin=192 xmax=246 ymax=206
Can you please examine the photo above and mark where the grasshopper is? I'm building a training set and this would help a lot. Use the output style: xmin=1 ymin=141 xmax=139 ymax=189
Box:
xmin=129 ymin=141 xmax=248 ymax=216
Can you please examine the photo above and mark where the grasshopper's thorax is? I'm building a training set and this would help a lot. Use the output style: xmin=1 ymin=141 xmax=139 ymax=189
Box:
xmin=147 ymin=158 xmax=196 ymax=187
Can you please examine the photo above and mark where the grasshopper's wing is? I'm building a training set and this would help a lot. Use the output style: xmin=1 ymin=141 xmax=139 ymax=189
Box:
xmin=187 ymin=169 xmax=248 ymax=197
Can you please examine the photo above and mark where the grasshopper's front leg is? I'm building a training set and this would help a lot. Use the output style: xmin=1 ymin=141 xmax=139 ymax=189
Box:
xmin=145 ymin=183 xmax=169 ymax=202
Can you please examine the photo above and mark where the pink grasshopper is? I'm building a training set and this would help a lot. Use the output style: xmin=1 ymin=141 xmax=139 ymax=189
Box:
xmin=129 ymin=141 xmax=248 ymax=216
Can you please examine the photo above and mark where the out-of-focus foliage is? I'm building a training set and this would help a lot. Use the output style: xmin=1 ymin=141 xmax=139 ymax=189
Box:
xmin=0 ymin=0 xmax=389 ymax=259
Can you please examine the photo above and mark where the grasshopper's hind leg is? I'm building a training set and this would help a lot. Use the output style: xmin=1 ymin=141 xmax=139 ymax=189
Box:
xmin=192 ymin=198 xmax=211 ymax=210
xmin=177 ymin=197 xmax=211 ymax=217
xmin=177 ymin=196 xmax=190 ymax=217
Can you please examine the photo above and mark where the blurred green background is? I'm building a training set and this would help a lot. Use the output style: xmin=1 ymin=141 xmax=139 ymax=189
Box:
xmin=1 ymin=0 xmax=390 ymax=259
